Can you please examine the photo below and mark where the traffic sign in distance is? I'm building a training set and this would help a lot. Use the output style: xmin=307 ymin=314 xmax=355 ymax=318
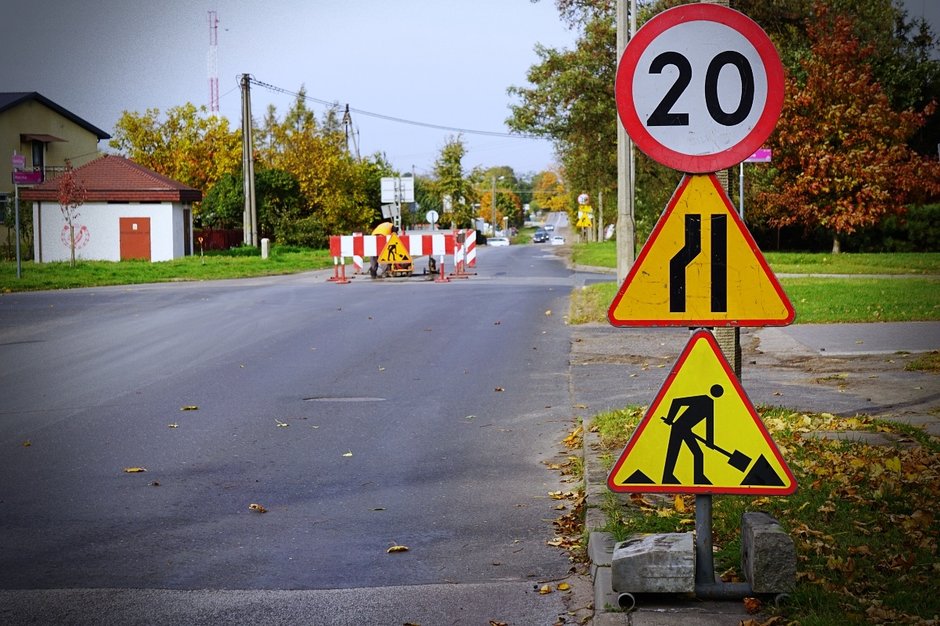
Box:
xmin=608 ymin=330 xmax=796 ymax=495
xmin=378 ymin=233 xmax=412 ymax=265
xmin=608 ymin=174 xmax=793 ymax=327
xmin=616 ymin=3 xmax=784 ymax=173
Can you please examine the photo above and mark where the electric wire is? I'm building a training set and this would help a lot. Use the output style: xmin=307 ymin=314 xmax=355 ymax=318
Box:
xmin=246 ymin=76 xmax=542 ymax=140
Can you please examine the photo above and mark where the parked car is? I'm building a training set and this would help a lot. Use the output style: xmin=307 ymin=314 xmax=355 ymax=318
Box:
xmin=488 ymin=237 xmax=510 ymax=247
xmin=532 ymin=230 xmax=549 ymax=243
xmin=550 ymin=235 xmax=565 ymax=246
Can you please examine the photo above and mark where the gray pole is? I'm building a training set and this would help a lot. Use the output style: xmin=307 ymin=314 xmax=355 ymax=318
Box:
xmin=616 ymin=0 xmax=637 ymax=284
xmin=240 ymin=74 xmax=258 ymax=247
xmin=14 ymin=183 xmax=21 ymax=279
xmin=598 ymin=190 xmax=604 ymax=242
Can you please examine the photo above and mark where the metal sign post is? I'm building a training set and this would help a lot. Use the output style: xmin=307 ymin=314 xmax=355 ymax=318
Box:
xmin=609 ymin=3 xmax=790 ymax=601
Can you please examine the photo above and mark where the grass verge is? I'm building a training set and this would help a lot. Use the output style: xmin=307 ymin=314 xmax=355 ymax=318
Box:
xmin=590 ymin=406 xmax=940 ymax=625
xmin=571 ymin=245 xmax=940 ymax=276
xmin=0 ymin=247 xmax=333 ymax=292
xmin=569 ymin=276 xmax=940 ymax=323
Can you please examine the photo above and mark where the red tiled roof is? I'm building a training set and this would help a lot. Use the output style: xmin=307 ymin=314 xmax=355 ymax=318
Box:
xmin=19 ymin=154 xmax=202 ymax=203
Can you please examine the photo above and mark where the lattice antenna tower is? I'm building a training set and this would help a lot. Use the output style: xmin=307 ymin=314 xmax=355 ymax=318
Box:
xmin=207 ymin=10 xmax=220 ymax=114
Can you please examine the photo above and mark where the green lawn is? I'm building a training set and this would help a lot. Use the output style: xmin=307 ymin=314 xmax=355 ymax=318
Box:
xmin=572 ymin=242 xmax=940 ymax=275
xmin=0 ymin=248 xmax=333 ymax=292
xmin=568 ymin=245 xmax=939 ymax=323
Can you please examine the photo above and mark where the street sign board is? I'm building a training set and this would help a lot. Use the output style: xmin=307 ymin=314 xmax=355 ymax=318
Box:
xmin=608 ymin=174 xmax=793 ymax=327
xmin=12 ymin=153 xmax=25 ymax=169
xmin=380 ymin=177 xmax=415 ymax=203
xmin=12 ymin=170 xmax=43 ymax=185
xmin=745 ymin=147 xmax=772 ymax=163
xmin=615 ymin=3 xmax=784 ymax=173
xmin=426 ymin=209 xmax=439 ymax=225
xmin=608 ymin=330 xmax=796 ymax=495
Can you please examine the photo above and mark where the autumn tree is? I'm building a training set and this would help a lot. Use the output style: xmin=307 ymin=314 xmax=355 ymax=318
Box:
xmin=258 ymin=89 xmax=375 ymax=243
xmin=57 ymin=159 xmax=86 ymax=267
xmin=109 ymin=103 xmax=241 ymax=203
xmin=531 ymin=170 xmax=569 ymax=215
xmin=755 ymin=5 xmax=940 ymax=253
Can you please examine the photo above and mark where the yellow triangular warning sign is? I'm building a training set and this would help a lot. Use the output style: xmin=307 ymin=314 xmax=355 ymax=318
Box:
xmin=378 ymin=233 xmax=411 ymax=264
xmin=608 ymin=174 xmax=794 ymax=327
xmin=608 ymin=330 xmax=796 ymax=496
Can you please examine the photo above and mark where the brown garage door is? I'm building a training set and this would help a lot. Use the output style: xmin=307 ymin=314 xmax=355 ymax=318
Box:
xmin=120 ymin=217 xmax=151 ymax=261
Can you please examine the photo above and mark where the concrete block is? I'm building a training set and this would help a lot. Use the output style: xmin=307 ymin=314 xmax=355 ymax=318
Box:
xmin=593 ymin=563 xmax=623 ymax=614
xmin=741 ymin=511 xmax=796 ymax=593
xmin=611 ymin=533 xmax=695 ymax=593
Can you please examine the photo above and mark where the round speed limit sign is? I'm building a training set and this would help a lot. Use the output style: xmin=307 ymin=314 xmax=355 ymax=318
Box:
xmin=616 ymin=4 xmax=783 ymax=173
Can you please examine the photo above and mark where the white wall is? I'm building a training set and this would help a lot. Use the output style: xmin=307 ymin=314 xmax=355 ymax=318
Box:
xmin=33 ymin=201 xmax=186 ymax=263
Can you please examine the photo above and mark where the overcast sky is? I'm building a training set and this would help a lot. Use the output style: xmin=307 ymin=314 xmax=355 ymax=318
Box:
xmin=2 ymin=1 xmax=936 ymax=178
xmin=0 ymin=0 xmax=580 ymax=177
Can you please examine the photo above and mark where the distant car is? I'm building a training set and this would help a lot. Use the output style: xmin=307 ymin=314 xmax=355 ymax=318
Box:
xmin=532 ymin=230 xmax=549 ymax=243
xmin=550 ymin=235 xmax=565 ymax=246
xmin=544 ymin=224 xmax=555 ymax=232
xmin=488 ymin=237 xmax=510 ymax=247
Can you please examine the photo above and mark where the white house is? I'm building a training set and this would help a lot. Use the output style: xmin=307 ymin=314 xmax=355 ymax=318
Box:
xmin=20 ymin=154 xmax=201 ymax=263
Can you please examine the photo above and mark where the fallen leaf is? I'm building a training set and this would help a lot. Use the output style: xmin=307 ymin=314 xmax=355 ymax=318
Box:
xmin=538 ymin=584 xmax=552 ymax=594
xmin=248 ymin=503 xmax=267 ymax=513
xmin=149 ymin=481 xmax=160 ymax=487
xmin=545 ymin=310 xmax=552 ymax=316
xmin=494 ymin=386 xmax=504 ymax=392
xmin=489 ymin=621 xmax=509 ymax=626
xmin=168 ymin=423 xmax=179 ymax=429
xmin=22 ymin=440 xmax=31 ymax=447
xmin=674 ymin=494 xmax=686 ymax=513
xmin=275 ymin=419 xmax=289 ymax=428
xmin=386 ymin=544 xmax=409 ymax=553
xmin=123 ymin=467 xmax=147 ymax=473
xmin=378 ymin=367 xmax=385 ymax=372
xmin=343 ymin=451 xmax=353 ymax=457
xmin=180 ymin=405 xmax=199 ymax=411
xmin=743 ymin=596 xmax=762 ymax=614
xmin=557 ymin=582 xmax=571 ymax=591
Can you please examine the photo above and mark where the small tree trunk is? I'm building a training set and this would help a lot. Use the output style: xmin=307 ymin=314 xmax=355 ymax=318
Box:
xmin=831 ymin=234 xmax=841 ymax=255
xmin=70 ymin=223 xmax=76 ymax=267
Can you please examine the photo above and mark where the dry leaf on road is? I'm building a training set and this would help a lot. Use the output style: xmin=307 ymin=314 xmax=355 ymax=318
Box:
xmin=248 ymin=503 xmax=267 ymax=513
xmin=387 ymin=544 xmax=409 ymax=553
xmin=123 ymin=467 xmax=147 ymax=473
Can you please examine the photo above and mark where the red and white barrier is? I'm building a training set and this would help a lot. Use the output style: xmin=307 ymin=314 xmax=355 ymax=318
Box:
xmin=328 ymin=230 xmax=476 ymax=283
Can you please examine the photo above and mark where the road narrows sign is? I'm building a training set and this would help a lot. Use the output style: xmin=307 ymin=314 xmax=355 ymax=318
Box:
xmin=608 ymin=174 xmax=793 ymax=327
xmin=616 ymin=3 xmax=784 ymax=173
xmin=608 ymin=330 xmax=796 ymax=495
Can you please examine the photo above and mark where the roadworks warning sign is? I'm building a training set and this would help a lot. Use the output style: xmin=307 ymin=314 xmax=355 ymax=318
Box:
xmin=607 ymin=330 xmax=796 ymax=495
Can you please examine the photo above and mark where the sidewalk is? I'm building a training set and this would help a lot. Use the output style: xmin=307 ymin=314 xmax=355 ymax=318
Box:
xmin=569 ymin=320 xmax=940 ymax=624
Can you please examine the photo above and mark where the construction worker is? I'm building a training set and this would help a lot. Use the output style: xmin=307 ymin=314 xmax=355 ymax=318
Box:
xmin=660 ymin=384 xmax=724 ymax=485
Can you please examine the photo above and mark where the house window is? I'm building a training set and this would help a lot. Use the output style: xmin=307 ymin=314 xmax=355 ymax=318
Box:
xmin=31 ymin=141 xmax=44 ymax=170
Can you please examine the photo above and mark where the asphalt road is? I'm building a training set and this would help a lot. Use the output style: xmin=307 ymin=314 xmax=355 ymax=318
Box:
xmin=0 ymin=243 xmax=593 ymax=625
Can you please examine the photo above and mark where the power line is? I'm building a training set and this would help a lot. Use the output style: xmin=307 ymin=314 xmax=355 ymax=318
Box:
xmin=247 ymin=77 xmax=542 ymax=140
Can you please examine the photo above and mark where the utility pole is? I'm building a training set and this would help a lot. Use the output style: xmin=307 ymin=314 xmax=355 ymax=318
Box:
xmin=616 ymin=0 xmax=637 ymax=284
xmin=240 ymin=74 xmax=257 ymax=247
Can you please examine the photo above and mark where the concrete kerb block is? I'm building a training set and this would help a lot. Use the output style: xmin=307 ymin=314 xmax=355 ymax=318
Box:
xmin=741 ymin=511 xmax=796 ymax=593
xmin=611 ymin=533 xmax=695 ymax=594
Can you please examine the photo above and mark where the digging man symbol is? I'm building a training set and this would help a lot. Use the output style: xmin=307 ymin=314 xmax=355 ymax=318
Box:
xmin=660 ymin=384 xmax=724 ymax=485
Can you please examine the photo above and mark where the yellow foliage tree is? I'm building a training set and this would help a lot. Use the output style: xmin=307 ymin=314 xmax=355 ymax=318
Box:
xmin=110 ymin=103 xmax=241 ymax=208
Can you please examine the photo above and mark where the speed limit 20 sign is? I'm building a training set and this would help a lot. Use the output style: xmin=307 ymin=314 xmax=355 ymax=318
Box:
xmin=616 ymin=4 xmax=783 ymax=173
